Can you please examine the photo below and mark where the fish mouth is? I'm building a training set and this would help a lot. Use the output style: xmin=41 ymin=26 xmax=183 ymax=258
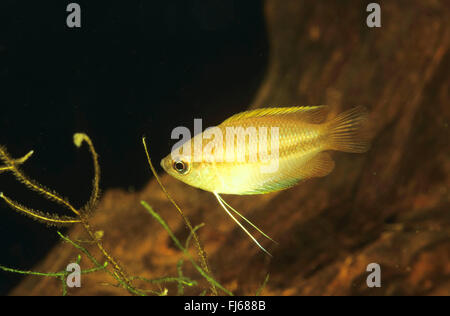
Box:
xmin=160 ymin=158 xmax=168 ymax=172
xmin=160 ymin=156 xmax=174 ymax=175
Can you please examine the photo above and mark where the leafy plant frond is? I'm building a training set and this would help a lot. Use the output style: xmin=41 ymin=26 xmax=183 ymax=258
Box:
xmin=0 ymin=135 xmax=140 ymax=295
xmin=255 ymin=273 xmax=270 ymax=296
xmin=0 ymin=192 xmax=81 ymax=226
xmin=131 ymin=275 xmax=197 ymax=287
xmin=142 ymin=136 xmax=218 ymax=296
xmin=0 ymin=253 xmax=108 ymax=296
xmin=74 ymin=133 xmax=101 ymax=214
xmin=0 ymin=166 xmax=12 ymax=173
xmin=141 ymin=201 xmax=233 ymax=296
xmin=0 ymin=146 xmax=79 ymax=216
xmin=177 ymin=258 xmax=185 ymax=295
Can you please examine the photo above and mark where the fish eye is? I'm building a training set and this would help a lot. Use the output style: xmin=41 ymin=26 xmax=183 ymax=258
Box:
xmin=172 ymin=159 xmax=189 ymax=174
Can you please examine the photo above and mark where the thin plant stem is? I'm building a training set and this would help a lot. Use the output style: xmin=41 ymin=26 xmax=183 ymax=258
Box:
xmin=142 ymin=136 xmax=217 ymax=296
xmin=141 ymin=201 xmax=232 ymax=296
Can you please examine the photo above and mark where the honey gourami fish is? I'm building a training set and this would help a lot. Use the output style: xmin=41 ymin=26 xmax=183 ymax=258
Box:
xmin=161 ymin=106 xmax=369 ymax=255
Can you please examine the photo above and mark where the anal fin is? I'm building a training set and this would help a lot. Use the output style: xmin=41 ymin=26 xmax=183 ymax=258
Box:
xmin=295 ymin=152 xmax=335 ymax=180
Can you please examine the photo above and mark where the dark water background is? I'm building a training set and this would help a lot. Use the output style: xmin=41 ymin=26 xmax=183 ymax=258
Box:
xmin=0 ymin=0 xmax=267 ymax=295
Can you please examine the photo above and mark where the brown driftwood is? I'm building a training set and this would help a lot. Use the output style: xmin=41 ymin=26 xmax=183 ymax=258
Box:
xmin=11 ymin=0 xmax=450 ymax=295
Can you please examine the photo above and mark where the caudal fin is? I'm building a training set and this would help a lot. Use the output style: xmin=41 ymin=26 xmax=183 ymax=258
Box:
xmin=327 ymin=106 xmax=370 ymax=153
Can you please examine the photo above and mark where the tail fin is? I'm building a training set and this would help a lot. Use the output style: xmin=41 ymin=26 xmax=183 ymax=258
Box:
xmin=327 ymin=106 xmax=370 ymax=153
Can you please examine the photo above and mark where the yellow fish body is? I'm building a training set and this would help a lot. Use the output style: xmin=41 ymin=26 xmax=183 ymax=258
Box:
xmin=161 ymin=105 xmax=369 ymax=195
xmin=160 ymin=105 xmax=369 ymax=255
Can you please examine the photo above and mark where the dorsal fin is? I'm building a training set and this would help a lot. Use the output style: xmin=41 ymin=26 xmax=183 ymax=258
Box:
xmin=222 ymin=106 xmax=329 ymax=124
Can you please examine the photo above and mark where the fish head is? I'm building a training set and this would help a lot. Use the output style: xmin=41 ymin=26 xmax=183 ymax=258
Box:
xmin=160 ymin=142 xmax=219 ymax=193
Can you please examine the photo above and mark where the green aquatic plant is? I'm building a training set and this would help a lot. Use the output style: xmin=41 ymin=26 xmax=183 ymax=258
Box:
xmin=0 ymin=133 xmax=144 ymax=295
xmin=0 ymin=245 xmax=108 ymax=296
xmin=142 ymin=136 xmax=218 ymax=295
xmin=141 ymin=201 xmax=232 ymax=295
xmin=0 ymin=134 xmax=268 ymax=295
xmin=0 ymin=133 xmax=227 ymax=295
xmin=0 ymin=229 xmax=199 ymax=296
